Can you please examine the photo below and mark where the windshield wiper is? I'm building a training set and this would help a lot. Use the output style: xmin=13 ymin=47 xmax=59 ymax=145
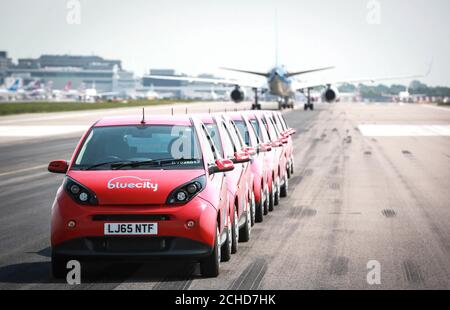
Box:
xmin=83 ymin=160 xmax=135 ymax=171
xmin=111 ymin=160 xmax=158 ymax=170
xmin=111 ymin=158 xmax=201 ymax=170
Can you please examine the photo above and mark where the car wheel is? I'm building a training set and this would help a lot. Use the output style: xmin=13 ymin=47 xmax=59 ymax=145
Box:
xmin=239 ymin=200 xmax=251 ymax=242
xmin=274 ymin=177 xmax=281 ymax=206
xmin=290 ymin=157 xmax=294 ymax=175
xmin=250 ymin=191 xmax=256 ymax=226
xmin=263 ymin=187 xmax=269 ymax=215
xmin=268 ymin=187 xmax=274 ymax=212
xmin=51 ymin=254 xmax=68 ymax=279
xmin=231 ymin=210 xmax=239 ymax=254
xmin=200 ymin=226 xmax=220 ymax=277
xmin=287 ymin=163 xmax=292 ymax=179
xmin=280 ymin=172 xmax=289 ymax=198
xmin=255 ymin=187 xmax=264 ymax=223
xmin=221 ymin=215 xmax=232 ymax=261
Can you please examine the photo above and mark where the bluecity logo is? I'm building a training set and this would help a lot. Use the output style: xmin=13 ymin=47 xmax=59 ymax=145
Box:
xmin=107 ymin=176 xmax=159 ymax=192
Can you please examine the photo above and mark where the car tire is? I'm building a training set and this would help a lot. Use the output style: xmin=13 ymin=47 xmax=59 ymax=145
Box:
xmin=274 ymin=177 xmax=280 ymax=206
xmin=200 ymin=226 xmax=220 ymax=278
xmin=221 ymin=216 xmax=232 ymax=261
xmin=250 ymin=192 xmax=256 ymax=226
xmin=268 ymin=188 xmax=274 ymax=212
xmin=280 ymin=172 xmax=289 ymax=198
xmin=287 ymin=163 xmax=292 ymax=179
xmin=231 ymin=210 xmax=239 ymax=254
xmin=51 ymin=254 xmax=68 ymax=279
xmin=239 ymin=201 xmax=251 ymax=242
xmin=290 ymin=157 xmax=294 ymax=175
xmin=255 ymin=187 xmax=264 ymax=223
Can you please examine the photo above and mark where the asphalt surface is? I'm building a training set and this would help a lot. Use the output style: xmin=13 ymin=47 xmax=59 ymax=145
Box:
xmin=0 ymin=102 xmax=449 ymax=290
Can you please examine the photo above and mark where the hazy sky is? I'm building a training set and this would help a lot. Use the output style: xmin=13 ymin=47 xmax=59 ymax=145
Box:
xmin=1 ymin=0 xmax=449 ymax=86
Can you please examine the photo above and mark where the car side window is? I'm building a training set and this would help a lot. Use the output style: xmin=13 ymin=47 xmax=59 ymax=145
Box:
xmin=246 ymin=118 xmax=259 ymax=146
xmin=229 ymin=120 xmax=245 ymax=150
xmin=277 ymin=114 xmax=288 ymax=131
xmin=261 ymin=117 xmax=274 ymax=140
xmin=220 ymin=121 xmax=238 ymax=157
xmin=250 ymin=118 xmax=269 ymax=143
xmin=269 ymin=117 xmax=281 ymax=136
xmin=199 ymin=125 xmax=218 ymax=164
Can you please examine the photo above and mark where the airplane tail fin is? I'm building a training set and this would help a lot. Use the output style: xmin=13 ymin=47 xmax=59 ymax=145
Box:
xmin=275 ymin=9 xmax=279 ymax=67
xmin=7 ymin=79 xmax=20 ymax=92
xmin=64 ymin=81 xmax=72 ymax=91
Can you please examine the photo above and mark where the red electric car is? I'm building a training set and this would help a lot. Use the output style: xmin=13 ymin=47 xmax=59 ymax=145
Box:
xmin=198 ymin=113 xmax=253 ymax=255
xmin=245 ymin=111 xmax=281 ymax=212
xmin=272 ymin=111 xmax=296 ymax=178
xmin=48 ymin=114 xmax=246 ymax=278
xmin=261 ymin=111 xmax=289 ymax=199
xmin=227 ymin=112 xmax=272 ymax=223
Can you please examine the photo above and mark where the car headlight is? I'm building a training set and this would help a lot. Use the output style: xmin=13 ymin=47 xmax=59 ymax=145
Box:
xmin=64 ymin=177 xmax=98 ymax=206
xmin=166 ymin=175 xmax=206 ymax=205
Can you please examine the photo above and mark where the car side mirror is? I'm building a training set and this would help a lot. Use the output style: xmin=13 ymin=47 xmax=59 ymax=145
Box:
xmin=48 ymin=160 xmax=69 ymax=174
xmin=289 ymin=128 xmax=296 ymax=135
xmin=242 ymin=147 xmax=256 ymax=156
xmin=272 ymin=140 xmax=283 ymax=148
xmin=209 ymin=159 xmax=235 ymax=174
xmin=233 ymin=151 xmax=251 ymax=164
xmin=258 ymin=143 xmax=272 ymax=152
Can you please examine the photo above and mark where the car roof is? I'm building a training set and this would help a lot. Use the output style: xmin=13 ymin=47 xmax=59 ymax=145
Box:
xmin=94 ymin=114 xmax=193 ymax=127
xmin=195 ymin=113 xmax=222 ymax=125
xmin=225 ymin=112 xmax=247 ymax=121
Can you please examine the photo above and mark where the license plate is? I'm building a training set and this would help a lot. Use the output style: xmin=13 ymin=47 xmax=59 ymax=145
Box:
xmin=104 ymin=223 xmax=158 ymax=236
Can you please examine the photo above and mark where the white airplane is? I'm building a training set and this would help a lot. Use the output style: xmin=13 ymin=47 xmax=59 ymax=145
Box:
xmin=0 ymin=79 xmax=23 ymax=100
xmin=52 ymin=81 xmax=80 ymax=100
xmin=146 ymin=62 xmax=431 ymax=111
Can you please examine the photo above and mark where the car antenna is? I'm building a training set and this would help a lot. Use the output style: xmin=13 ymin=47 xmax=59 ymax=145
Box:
xmin=141 ymin=108 xmax=146 ymax=125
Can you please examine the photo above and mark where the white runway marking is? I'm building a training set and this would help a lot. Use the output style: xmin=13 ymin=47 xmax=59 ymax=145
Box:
xmin=358 ymin=125 xmax=450 ymax=137
xmin=418 ymin=105 xmax=450 ymax=113
xmin=0 ymin=125 xmax=88 ymax=137
xmin=0 ymin=165 xmax=48 ymax=178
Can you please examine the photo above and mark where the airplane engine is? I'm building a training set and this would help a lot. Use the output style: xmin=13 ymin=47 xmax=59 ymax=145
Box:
xmin=230 ymin=86 xmax=245 ymax=103
xmin=322 ymin=86 xmax=340 ymax=103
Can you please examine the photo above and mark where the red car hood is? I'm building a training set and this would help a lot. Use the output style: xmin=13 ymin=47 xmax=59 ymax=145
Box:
xmin=68 ymin=169 xmax=205 ymax=205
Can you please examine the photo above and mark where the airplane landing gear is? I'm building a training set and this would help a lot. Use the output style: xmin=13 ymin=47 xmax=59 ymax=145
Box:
xmin=304 ymin=88 xmax=314 ymax=111
xmin=251 ymin=87 xmax=261 ymax=110
xmin=278 ymin=97 xmax=294 ymax=110
xmin=304 ymin=103 xmax=314 ymax=111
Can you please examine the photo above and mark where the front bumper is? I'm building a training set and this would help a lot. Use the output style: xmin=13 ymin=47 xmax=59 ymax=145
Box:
xmin=52 ymin=236 xmax=212 ymax=261
xmin=51 ymin=192 xmax=218 ymax=250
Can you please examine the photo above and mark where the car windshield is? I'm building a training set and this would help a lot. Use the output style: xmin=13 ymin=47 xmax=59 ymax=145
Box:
xmin=73 ymin=125 xmax=203 ymax=170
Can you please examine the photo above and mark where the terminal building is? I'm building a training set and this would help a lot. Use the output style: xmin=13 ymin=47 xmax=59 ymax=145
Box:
xmin=142 ymin=69 xmax=230 ymax=99
xmin=5 ymin=54 xmax=135 ymax=93
xmin=0 ymin=51 xmax=13 ymax=85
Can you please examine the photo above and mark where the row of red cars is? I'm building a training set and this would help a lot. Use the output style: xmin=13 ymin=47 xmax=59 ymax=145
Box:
xmin=48 ymin=110 xmax=296 ymax=278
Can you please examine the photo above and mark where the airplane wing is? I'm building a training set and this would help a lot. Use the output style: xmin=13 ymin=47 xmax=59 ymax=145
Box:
xmin=144 ymin=75 xmax=264 ymax=89
xmin=286 ymin=66 xmax=335 ymax=78
xmin=295 ymin=61 xmax=433 ymax=91
xmin=219 ymin=67 xmax=269 ymax=77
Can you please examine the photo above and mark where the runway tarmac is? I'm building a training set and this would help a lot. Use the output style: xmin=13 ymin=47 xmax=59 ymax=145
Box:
xmin=0 ymin=101 xmax=449 ymax=290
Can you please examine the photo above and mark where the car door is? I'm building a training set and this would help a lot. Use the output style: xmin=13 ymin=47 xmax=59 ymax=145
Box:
xmin=195 ymin=121 xmax=229 ymax=234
